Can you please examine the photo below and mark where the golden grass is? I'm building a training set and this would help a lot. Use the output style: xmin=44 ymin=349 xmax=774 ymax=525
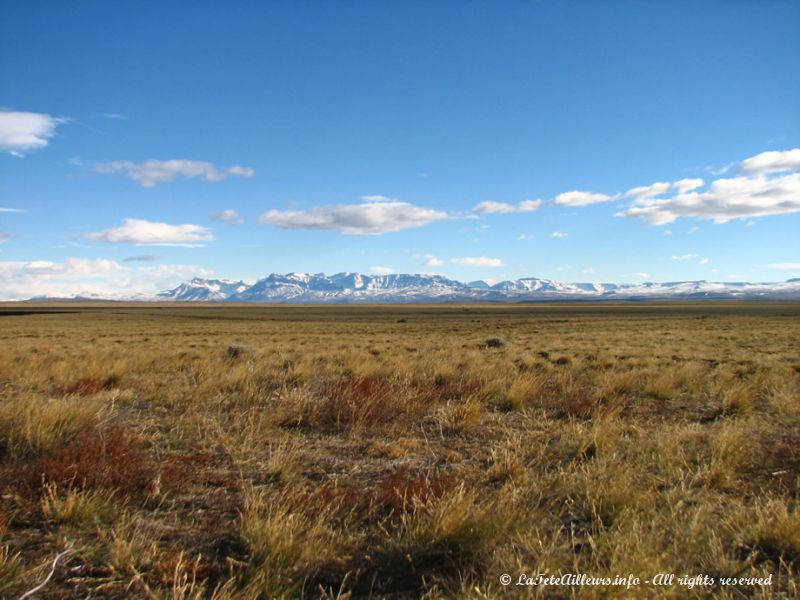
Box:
xmin=0 ymin=302 xmax=798 ymax=597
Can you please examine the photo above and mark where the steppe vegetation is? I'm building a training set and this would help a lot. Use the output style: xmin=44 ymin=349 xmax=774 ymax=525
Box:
xmin=0 ymin=302 xmax=798 ymax=598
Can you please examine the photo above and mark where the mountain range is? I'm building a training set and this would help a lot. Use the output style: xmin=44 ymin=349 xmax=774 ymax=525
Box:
xmin=127 ymin=272 xmax=800 ymax=303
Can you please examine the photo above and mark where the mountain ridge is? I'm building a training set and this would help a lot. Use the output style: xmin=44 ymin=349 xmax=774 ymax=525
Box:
xmin=145 ymin=272 xmax=800 ymax=303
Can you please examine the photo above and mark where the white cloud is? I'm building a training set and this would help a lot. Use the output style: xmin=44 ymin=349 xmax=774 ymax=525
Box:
xmin=452 ymin=256 xmax=503 ymax=267
xmin=258 ymin=198 xmax=448 ymax=235
xmin=673 ymin=178 xmax=705 ymax=193
xmin=766 ymin=262 xmax=800 ymax=270
xmin=699 ymin=257 xmax=709 ymax=265
xmin=0 ymin=233 xmax=17 ymax=243
xmin=227 ymin=165 xmax=255 ymax=177
xmin=626 ymin=179 xmax=704 ymax=198
xmin=0 ymin=110 xmax=65 ymax=155
xmin=123 ymin=254 xmax=159 ymax=262
xmin=688 ymin=226 xmax=700 ymax=234
xmin=671 ymin=254 xmax=698 ymax=261
xmin=0 ymin=257 xmax=212 ymax=300
xmin=583 ymin=267 xmax=596 ymax=274
xmin=740 ymin=148 xmax=800 ymax=174
xmin=552 ymin=190 xmax=611 ymax=206
xmin=85 ymin=218 xmax=214 ymax=246
xmin=551 ymin=231 xmax=568 ymax=238
xmin=626 ymin=182 xmax=672 ymax=198
xmin=0 ymin=207 xmax=25 ymax=213
xmin=210 ymin=209 xmax=243 ymax=224
xmin=633 ymin=272 xmax=650 ymax=279
xmin=421 ymin=254 xmax=444 ymax=267
xmin=369 ymin=266 xmax=395 ymax=275
xmin=472 ymin=199 xmax=542 ymax=214
xmin=617 ymin=149 xmax=800 ymax=225
xmin=92 ymin=160 xmax=254 ymax=187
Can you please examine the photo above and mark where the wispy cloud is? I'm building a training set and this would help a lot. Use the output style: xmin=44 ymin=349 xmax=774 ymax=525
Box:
xmin=259 ymin=198 xmax=448 ymax=235
xmin=93 ymin=112 xmax=127 ymax=120
xmin=452 ymin=256 xmax=503 ymax=267
xmin=86 ymin=218 xmax=214 ymax=246
xmin=472 ymin=199 xmax=542 ymax=214
xmin=92 ymin=160 xmax=254 ymax=187
xmin=671 ymin=253 xmax=698 ymax=261
xmin=766 ymin=262 xmax=800 ymax=270
xmin=551 ymin=231 xmax=568 ymax=238
xmin=0 ymin=207 xmax=25 ymax=213
xmin=617 ymin=149 xmax=800 ymax=225
xmin=0 ymin=233 xmax=18 ymax=243
xmin=123 ymin=254 xmax=159 ymax=263
xmin=210 ymin=209 xmax=244 ymax=224
xmin=0 ymin=110 xmax=66 ymax=156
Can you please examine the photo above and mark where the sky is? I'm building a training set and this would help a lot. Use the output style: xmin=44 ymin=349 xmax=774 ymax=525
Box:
xmin=1 ymin=0 xmax=799 ymax=299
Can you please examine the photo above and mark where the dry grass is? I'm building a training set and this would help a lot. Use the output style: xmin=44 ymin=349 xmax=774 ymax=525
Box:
xmin=0 ymin=302 xmax=798 ymax=598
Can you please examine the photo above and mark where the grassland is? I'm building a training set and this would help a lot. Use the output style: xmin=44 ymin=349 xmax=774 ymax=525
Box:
xmin=0 ymin=302 xmax=798 ymax=598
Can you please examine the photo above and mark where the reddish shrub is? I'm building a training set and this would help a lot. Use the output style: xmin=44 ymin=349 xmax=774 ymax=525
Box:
xmin=374 ymin=466 xmax=453 ymax=513
xmin=309 ymin=467 xmax=455 ymax=519
xmin=13 ymin=426 xmax=154 ymax=496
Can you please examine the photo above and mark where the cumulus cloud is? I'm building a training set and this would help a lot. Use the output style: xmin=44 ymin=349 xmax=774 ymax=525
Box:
xmin=552 ymin=190 xmax=611 ymax=206
xmin=626 ymin=182 xmax=672 ymax=198
xmin=92 ymin=160 xmax=254 ymax=187
xmin=626 ymin=179 xmax=704 ymax=198
xmin=258 ymin=198 xmax=448 ymax=235
xmin=369 ymin=266 xmax=395 ymax=275
xmin=421 ymin=254 xmax=444 ymax=267
xmin=0 ymin=257 xmax=212 ymax=300
xmin=210 ymin=209 xmax=243 ymax=224
xmin=85 ymin=218 xmax=214 ymax=246
xmin=452 ymin=256 xmax=503 ymax=267
xmin=472 ymin=199 xmax=542 ymax=214
xmin=740 ymin=148 xmax=800 ymax=174
xmin=673 ymin=178 xmax=705 ymax=193
xmin=617 ymin=149 xmax=800 ymax=225
xmin=0 ymin=110 xmax=65 ymax=155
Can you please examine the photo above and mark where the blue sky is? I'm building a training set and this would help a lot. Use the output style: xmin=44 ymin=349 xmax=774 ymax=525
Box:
xmin=1 ymin=0 xmax=799 ymax=298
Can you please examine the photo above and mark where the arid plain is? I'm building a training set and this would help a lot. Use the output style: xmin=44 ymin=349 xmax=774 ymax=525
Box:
xmin=1 ymin=303 xmax=798 ymax=598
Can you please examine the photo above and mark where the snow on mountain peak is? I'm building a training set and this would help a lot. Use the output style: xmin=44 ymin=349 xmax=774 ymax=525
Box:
xmin=148 ymin=272 xmax=800 ymax=303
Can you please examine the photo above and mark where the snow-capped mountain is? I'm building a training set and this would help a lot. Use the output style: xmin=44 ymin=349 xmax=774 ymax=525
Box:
xmin=150 ymin=273 xmax=800 ymax=303
xmin=156 ymin=278 xmax=250 ymax=301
